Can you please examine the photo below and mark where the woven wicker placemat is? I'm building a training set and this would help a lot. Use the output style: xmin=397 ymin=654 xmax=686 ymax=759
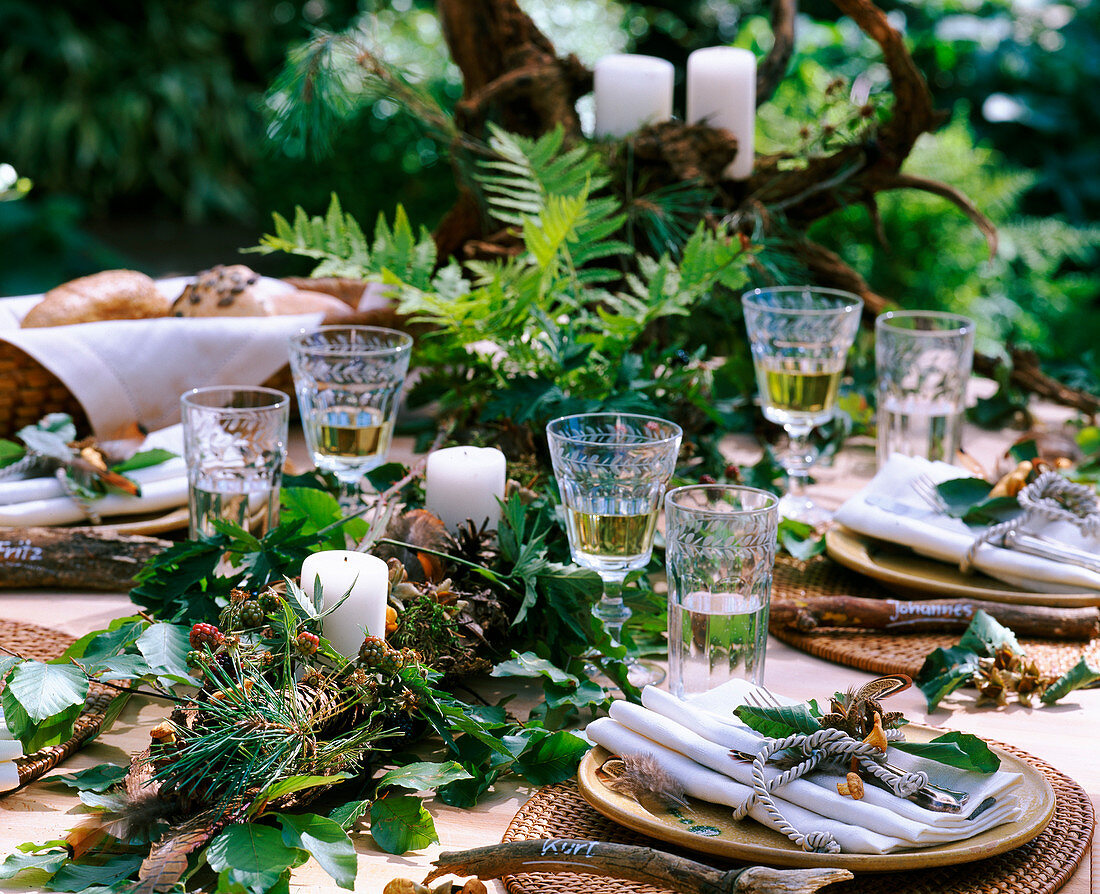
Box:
xmin=501 ymin=743 xmax=1093 ymax=894
xmin=1 ymin=620 xmax=116 ymax=789
xmin=770 ymin=558 xmax=1100 ymax=681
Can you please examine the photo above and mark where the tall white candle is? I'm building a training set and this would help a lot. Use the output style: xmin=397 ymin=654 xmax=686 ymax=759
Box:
xmin=424 ymin=446 xmax=507 ymax=533
xmin=686 ymin=47 xmax=757 ymax=179
xmin=594 ymin=54 xmax=675 ymax=139
xmin=300 ymin=550 xmax=389 ymax=658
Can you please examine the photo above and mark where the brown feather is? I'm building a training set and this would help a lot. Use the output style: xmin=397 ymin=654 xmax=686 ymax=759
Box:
xmin=601 ymin=753 xmax=690 ymax=809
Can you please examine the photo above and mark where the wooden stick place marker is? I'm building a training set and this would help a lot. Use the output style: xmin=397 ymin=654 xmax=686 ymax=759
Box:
xmin=425 ymin=839 xmax=853 ymax=894
xmin=770 ymin=594 xmax=1099 ymax=641
xmin=0 ymin=527 xmax=170 ymax=591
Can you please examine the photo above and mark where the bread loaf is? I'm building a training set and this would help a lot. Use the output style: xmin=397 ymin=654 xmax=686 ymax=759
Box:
xmin=171 ymin=265 xmax=352 ymax=320
xmin=20 ymin=270 xmax=168 ymax=328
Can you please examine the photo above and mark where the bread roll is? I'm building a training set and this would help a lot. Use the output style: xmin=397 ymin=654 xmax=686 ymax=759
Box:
xmin=170 ymin=265 xmax=352 ymax=320
xmin=20 ymin=270 xmax=168 ymax=328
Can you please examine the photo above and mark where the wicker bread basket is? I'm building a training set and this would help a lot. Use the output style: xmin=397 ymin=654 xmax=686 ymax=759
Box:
xmin=0 ymin=277 xmax=410 ymax=439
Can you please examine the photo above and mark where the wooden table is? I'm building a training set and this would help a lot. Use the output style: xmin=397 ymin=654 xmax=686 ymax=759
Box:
xmin=0 ymin=397 xmax=1094 ymax=893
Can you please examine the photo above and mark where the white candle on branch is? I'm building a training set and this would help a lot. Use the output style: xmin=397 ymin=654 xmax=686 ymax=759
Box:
xmin=593 ymin=54 xmax=675 ymax=139
xmin=300 ymin=550 xmax=389 ymax=657
xmin=424 ymin=446 xmax=507 ymax=533
xmin=686 ymin=46 xmax=757 ymax=180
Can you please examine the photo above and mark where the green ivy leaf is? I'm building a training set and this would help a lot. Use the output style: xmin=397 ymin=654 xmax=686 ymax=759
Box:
xmin=510 ymin=730 xmax=590 ymax=785
xmin=110 ymin=448 xmax=177 ymax=474
xmin=490 ymin=651 xmax=576 ymax=686
xmin=135 ymin=623 xmax=192 ymax=679
xmin=328 ymin=799 xmax=371 ymax=831
xmin=934 ymin=477 xmax=994 ymax=517
xmin=894 ymin=731 xmax=1000 ymax=773
xmin=52 ymin=763 xmax=129 ymax=792
xmin=914 ymin=645 xmax=982 ymax=711
xmin=375 ymin=761 xmax=473 ymax=793
xmin=275 ymin=813 xmax=357 ymax=889
xmin=369 ymin=794 xmax=439 ymax=854
xmin=777 ymin=518 xmax=826 ymax=560
xmin=961 ymin=496 xmax=1024 ymax=527
xmin=734 ymin=703 xmax=821 ymax=737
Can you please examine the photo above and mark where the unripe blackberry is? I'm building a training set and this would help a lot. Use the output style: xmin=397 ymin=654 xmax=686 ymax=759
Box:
xmin=186 ymin=650 xmax=206 ymax=668
xmin=238 ymin=601 xmax=265 ymax=628
xmin=259 ymin=591 xmax=283 ymax=613
xmin=358 ymin=636 xmax=386 ymax=668
xmin=296 ymin=632 xmax=320 ymax=655
xmin=378 ymin=648 xmax=405 ymax=678
xmin=189 ymin=623 xmax=222 ymax=649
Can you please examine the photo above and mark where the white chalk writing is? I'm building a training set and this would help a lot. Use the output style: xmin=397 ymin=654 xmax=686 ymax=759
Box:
xmin=540 ymin=839 xmax=597 ymax=857
xmin=0 ymin=540 xmax=43 ymax=563
xmin=887 ymin=600 xmax=973 ymax=626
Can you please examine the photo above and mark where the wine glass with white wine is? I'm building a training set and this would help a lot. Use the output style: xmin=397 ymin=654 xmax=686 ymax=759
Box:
xmin=289 ymin=326 xmax=413 ymax=514
xmin=741 ymin=287 xmax=862 ymax=525
xmin=546 ymin=412 xmax=682 ymax=687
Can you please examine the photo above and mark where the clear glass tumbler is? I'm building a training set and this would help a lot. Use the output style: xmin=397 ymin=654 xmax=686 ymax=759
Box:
xmin=876 ymin=311 xmax=975 ymax=467
xmin=288 ymin=325 xmax=413 ymax=513
xmin=741 ymin=286 xmax=863 ymax=524
xmin=181 ymin=386 xmax=290 ymax=539
xmin=665 ymin=484 xmax=779 ymax=698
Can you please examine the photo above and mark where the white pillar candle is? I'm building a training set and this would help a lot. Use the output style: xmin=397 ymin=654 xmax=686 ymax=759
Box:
xmin=594 ymin=54 xmax=675 ymax=139
xmin=300 ymin=550 xmax=389 ymax=658
xmin=424 ymin=446 xmax=507 ymax=533
xmin=686 ymin=47 xmax=757 ymax=179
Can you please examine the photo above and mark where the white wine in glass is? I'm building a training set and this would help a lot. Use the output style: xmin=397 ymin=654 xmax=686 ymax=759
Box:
xmin=756 ymin=357 xmax=844 ymax=428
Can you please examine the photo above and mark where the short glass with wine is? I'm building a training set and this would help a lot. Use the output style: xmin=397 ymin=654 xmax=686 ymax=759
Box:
xmin=288 ymin=326 xmax=413 ymax=513
xmin=741 ymin=286 xmax=862 ymax=524
xmin=546 ymin=412 xmax=682 ymax=685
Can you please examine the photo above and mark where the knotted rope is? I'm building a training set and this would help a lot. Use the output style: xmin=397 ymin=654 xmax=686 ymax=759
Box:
xmin=960 ymin=470 xmax=1100 ymax=573
xmin=731 ymin=727 xmax=926 ymax=853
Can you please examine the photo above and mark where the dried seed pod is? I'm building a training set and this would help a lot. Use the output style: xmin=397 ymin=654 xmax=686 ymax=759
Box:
xmin=459 ymin=881 xmax=488 ymax=894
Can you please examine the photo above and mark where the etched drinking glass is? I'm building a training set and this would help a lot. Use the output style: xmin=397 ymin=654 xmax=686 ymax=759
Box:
xmin=181 ymin=386 xmax=290 ymax=539
xmin=741 ymin=286 xmax=863 ymax=524
xmin=546 ymin=413 xmax=682 ymax=686
xmin=665 ymin=485 xmax=779 ymax=698
xmin=876 ymin=311 xmax=975 ymax=466
xmin=288 ymin=326 xmax=413 ymax=513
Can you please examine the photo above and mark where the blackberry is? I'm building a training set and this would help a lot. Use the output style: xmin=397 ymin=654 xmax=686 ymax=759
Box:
xmin=378 ymin=649 xmax=405 ymax=678
xmin=238 ymin=601 xmax=265 ymax=628
xmin=296 ymin=631 xmax=320 ymax=656
xmin=189 ymin=623 xmax=222 ymax=650
xmin=358 ymin=636 xmax=386 ymax=668
xmin=259 ymin=591 xmax=283 ymax=613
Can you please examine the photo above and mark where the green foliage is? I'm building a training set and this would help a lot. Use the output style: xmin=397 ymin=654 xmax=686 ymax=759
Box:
xmin=893 ymin=732 xmax=1000 ymax=774
xmin=250 ymin=194 xmax=437 ymax=285
xmin=368 ymin=794 xmax=438 ymax=854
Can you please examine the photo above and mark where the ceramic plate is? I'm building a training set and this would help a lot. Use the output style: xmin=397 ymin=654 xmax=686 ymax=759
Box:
xmin=577 ymin=725 xmax=1055 ymax=872
xmin=825 ymin=526 xmax=1100 ymax=608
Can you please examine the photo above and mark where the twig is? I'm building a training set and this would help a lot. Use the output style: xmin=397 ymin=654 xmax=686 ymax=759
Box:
xmin=878 ymin=172 xmax=998 ymax=257
xmin=424 ymin=839 xmax=853 ymax=894
xmin=757 ymin=0 xmax=798 ymax=106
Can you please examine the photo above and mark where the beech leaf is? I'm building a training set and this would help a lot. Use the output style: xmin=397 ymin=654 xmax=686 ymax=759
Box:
xmin=375 ymin=761 xmax=472 ymax=793
xmin=135 ymin=624 xmax=192 ymax=679
xmin=275 ymin=813 xmax=357 ymax=889
xmin=369 ymin=794 xmax=438 ymax=854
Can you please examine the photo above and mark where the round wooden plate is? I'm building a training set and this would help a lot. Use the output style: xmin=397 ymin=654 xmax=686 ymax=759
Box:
xmin=577 ymin=725 xmax=1056 ymax=872
xmin=825 ymin=526 xmax=1100 ymax=607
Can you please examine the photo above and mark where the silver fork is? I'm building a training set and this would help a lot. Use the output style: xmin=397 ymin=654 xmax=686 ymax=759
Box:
xmin=912 ymin=473 xmax=1100 ymax=574
xmin=740 ymin=687 xmax=969 ymax=813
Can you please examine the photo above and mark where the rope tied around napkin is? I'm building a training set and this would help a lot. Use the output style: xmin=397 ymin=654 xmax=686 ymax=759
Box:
xmin=960 ymin=470 xmax=1100 ymax=574
xmin=732 ymin=727 xmax=926 ymax=854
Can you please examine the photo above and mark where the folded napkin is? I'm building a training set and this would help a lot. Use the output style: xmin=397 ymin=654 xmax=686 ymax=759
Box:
xmin=0 ymin=424 xmax=188 ymax=526
xmin=585 ymin=679 xmax=1022 ymax=855
xmin=0 ymin=277 xmax=322 ymax=439
xmin=833 ymin=454 xmax=1100 ymax=594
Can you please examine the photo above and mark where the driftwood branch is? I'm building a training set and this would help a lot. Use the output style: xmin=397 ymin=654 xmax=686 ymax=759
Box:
xmin=0 ymin=527 xmax=169 ymax=590
xmin=757 ymin=0 xmax=798 ymax=106
xmin=425 ymin=840 xmax=853 ymax=894
xmin=771 ymin=594 xmax=1100 ymax=641
xmin=879 ymin=172 xmax=998 ymax=257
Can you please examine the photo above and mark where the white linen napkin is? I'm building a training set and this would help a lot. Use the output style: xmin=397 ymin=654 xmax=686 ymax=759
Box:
xmin=0 ymin=277 xmax=321 ymax=439
xmin=0 ymin=424 xmax=188 ymax=526
xmin=833 ymin=454 xmax=1100 ymax=594
xmin=585 ymin=680 xmax=1023 ymax=855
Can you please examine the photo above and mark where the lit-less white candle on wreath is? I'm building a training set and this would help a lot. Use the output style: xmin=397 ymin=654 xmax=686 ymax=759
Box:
xmin=686 ymin=46 xmax=757 ymax=180
xmin=299 ymin=550 xmax=389 ymax=658
xmin=593 ymin=54 xmax=675 ymax=139
xmin=424 ymin=446 xmax=507 ymax=533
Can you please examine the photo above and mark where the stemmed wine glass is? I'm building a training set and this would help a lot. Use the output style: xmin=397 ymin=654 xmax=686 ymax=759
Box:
xmin=546 ymin=412 xmax=682 ymax=687
xmin=288 ymin=326 xmax=413 ymax=514
xmin=741 ymin=287 xmax=862 ymax=525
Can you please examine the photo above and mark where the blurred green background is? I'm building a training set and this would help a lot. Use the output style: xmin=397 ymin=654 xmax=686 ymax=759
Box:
xmin=0 ymin=0 xmax=1096 ymax=384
